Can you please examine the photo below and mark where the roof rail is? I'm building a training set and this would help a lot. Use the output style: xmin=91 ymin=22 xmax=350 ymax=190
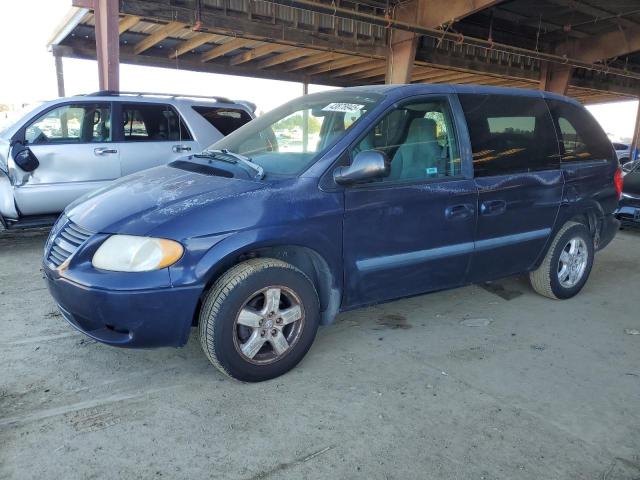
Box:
xmin=85 ymin=91 xmax=234 ymax=103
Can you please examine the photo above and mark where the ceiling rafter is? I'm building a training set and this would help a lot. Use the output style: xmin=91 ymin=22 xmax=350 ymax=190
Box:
xmin=132 ymin=21 xmax=184 ymax=55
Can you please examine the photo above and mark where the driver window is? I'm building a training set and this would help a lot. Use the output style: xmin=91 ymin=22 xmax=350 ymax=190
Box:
xmin=352 ymin=98 xmax=460 ymax=182
xmin=25 ymin=103 xmax=112 ymax=145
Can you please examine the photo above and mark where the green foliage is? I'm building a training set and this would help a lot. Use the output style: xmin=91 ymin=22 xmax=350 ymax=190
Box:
xmin=274 ymin=112 xmax=322 ymax=135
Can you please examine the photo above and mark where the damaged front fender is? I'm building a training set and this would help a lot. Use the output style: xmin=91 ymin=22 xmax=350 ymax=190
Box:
xmin=0 ymin=170 xmax=18 ymax=221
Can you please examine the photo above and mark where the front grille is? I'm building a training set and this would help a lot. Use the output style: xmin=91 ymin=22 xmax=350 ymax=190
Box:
xmin=46 ymin=219 xmax=93 ymax=268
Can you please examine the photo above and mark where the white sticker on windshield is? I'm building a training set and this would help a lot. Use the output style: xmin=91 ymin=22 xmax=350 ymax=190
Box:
xmin=322 ymin=103 xmax=365 ymax=113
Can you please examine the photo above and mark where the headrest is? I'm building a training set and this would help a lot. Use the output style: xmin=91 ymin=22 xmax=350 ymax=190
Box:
xmin=407 ymin=117 xmax=437 ymax=143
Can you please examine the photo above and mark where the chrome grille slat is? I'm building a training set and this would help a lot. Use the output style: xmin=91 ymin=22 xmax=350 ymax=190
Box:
xmin=46 ymin=219 xmax=93 ymax=268
xmin=60 ymin=230 xmax=86 ymax=244
xmin=67 ymin=223 xmax=92 ymax=237
xmin=54 ymin=237 xmax=76 ymax=253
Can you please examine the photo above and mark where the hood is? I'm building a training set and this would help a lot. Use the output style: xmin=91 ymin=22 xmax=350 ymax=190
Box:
xmin=66 ymin=165 xmax=267 ymax=236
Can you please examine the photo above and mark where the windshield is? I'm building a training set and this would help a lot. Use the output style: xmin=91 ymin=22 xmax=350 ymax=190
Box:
xmin=0 ymin=101 xmax=45 ymax=138
xmin=208 ymin=90 xmax=382 ymax=176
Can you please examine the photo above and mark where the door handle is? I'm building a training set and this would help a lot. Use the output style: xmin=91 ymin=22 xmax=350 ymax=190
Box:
xmin=94 ymin=147 xmax=118 ymax=155
xmin=445 ymin=204 xmax=475 ymax=220
xmin=480 ymin=200 xmax=507 ymax=216
xmin=172 ymin=145 xmax=192 ymax=153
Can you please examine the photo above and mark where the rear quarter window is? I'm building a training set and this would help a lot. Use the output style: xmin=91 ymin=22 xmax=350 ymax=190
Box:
xmin=458 ymin=94 xmax=560 ymax=177
xmin=192 ymin=106 xmax=252 ymax=136
xmin=546 ymin=100 xmax=613 ymax=163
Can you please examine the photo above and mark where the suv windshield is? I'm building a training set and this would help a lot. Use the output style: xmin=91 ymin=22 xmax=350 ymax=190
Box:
xmin=207 ymin=90 xmax=382 ymax=176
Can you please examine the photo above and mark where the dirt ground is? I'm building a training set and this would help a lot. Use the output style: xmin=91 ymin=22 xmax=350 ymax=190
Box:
xmin=1 ymin=228 xmax=639 ymax=479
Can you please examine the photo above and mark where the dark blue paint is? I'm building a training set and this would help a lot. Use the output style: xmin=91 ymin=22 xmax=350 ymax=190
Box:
xmin=43 ymin=84 xmax=619 ymax=348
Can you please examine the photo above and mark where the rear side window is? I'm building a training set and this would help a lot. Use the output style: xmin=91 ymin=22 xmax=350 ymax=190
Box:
xmin=121 ymin=103 xmax=192 ymax=141
xmin=459 ymin=94 xmax=560 ymax=177
xmin=546 ymin=100 xmax=613 ymax=162
xmin=192 ymin=106 xmax=252 ymax=136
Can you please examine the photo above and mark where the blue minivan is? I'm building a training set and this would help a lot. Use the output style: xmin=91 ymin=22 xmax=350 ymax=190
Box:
xmin=43 ymin=85 xmax=622 ymax=381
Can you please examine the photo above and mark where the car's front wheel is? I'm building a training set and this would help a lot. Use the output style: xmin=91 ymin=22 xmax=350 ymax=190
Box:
xmin=529 ymin=221 xmax=594 ymax=299
xmin=199 ymin=258 xmax=320 ymax=382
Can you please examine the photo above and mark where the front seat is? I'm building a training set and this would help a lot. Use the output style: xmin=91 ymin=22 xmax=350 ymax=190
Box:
xmin=391 ymin=118 xmax=443 ymax=180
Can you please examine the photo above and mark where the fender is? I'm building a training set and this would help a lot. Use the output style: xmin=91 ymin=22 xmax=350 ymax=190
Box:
xmin=0 ymin=169 xmax=18 ymax=220
xmin=531 ymin=184 xmax=608 ymax=269
xmin=169 ymin=218 xmax=344 ymax=325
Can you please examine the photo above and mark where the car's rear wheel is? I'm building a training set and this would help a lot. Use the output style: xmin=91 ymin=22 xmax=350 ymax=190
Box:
xmin=199 ymin=258 xmax=319 ymax=382
xmin=529 ymin=221 xmax=594 ymax=299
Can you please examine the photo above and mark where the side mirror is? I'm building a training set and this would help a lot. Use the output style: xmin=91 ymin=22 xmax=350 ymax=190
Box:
xmin=333 ymin=150 xmax=390 ymax=185
xmin=11 ymin=143 xmax=39 ymax=172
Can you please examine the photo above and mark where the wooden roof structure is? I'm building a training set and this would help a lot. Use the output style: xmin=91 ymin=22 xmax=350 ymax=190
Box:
xmin=48 ymin=0 xmax=640 ymax=104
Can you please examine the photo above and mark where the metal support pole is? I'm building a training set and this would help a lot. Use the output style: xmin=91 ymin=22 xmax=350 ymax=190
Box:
xmin=631 ymin=100 xmax=640 ymax=162
xmin=94 ymin=0 xmax=120 ymax=91
xmin=302 ymin=80 xmax=309 ymax=152
xmin=54 ymin=55 xmax=65 ymax=97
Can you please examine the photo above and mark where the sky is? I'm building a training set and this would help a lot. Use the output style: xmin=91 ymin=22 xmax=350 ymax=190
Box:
xmin=0 ymin=0 xmax=637 ymax=142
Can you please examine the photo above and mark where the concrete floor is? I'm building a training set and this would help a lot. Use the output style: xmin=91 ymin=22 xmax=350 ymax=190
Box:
xmin=1 ymin=228 xmax=639 ymax=480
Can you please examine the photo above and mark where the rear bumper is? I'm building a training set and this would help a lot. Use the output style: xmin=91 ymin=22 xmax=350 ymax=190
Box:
xmin=615 ymin=198 xmax=640 ymax=226
xmin=598 ymin=213 xmax=620 ymax=250
xmin=45 ymin=269 xmax=202 ymax=348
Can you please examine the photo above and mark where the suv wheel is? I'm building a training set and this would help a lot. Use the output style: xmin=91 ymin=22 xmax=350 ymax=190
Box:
xmin=199 ymin=258 xmax=320 ymax=382
xmin=529 ymin=221 xmax=594 ymax=299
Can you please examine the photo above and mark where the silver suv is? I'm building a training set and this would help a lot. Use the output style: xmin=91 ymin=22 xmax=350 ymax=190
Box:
xmin=0 ymin=91 xmax=255 ymax=229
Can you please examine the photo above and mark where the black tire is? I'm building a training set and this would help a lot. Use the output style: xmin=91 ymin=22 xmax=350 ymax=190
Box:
xmin=199 ymin=258 xmax=320 ymax=382
xmin=529 ymin=221 xmax=594 ymax=299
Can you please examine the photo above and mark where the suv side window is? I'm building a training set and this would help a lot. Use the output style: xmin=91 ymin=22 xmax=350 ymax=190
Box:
xmin=352 ymin=98 xmax=461 ymax=182
xmin=546 ymin=100 xmax=613 ymax=162
xmin=459 ymin=94 xmax=560 ymax=177
xmin=192 ymin=106 xmax=252 ymax=136
xmin=25 ymin=103 xmax=112 ymax=145
xmin=121 ymin=103 xmax=192 ymax=141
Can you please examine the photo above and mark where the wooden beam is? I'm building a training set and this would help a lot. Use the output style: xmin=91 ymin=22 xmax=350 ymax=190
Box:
xmin=539 ymin=61 xmax=572 ymax=95
xmin=333 ymin=60 xmax=384 ymax=77
xmin=133 ymin=21 xmax=184 ymax=55
xmin=230 ymin=43 xmax=287 ymax=65
xmin=257 ymin=49 xmax=315 ymax=69
xmin=119 ymin=0 xmax=386 ymax=58
xmin=307 ymin=55 xmax=370 ymax=75
xmin=201 ymin=37 xmax=253 ymax=62
xmin=54 ymin=54 xmax=65 ymax=97
xmin=418 ymin=0 xmax=503 ymax=28
xmin=94 ymin=0 xmax=119 ymax=90
xmin=118 ymin=15 xmax=141 ymax=34
xmin=169 ymin=32 xmax=222 ymax=59
xmin=542 ymin=25 xmax=640 ymax=95
xmin=386 ymin=0 xmax=503 ymax=84
xmin=284 ymin=52 xmax=336 ymax=72
xmin=353 ymin=66 xmax=387 ymax=79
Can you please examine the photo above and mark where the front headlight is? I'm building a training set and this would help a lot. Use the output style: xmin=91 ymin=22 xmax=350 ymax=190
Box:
xmin=92 ymin=235 xmax=184 ymax=272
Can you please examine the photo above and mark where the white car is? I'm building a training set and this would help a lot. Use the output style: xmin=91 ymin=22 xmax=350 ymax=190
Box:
xmin=0 ymin=92 xmax=255 ymax=230
xmin=612 ymin=142 xmax=631 ymax=164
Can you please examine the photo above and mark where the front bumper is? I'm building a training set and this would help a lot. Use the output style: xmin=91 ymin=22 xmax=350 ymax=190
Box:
xmin=44 ymin=269 xmax=203 ymax=348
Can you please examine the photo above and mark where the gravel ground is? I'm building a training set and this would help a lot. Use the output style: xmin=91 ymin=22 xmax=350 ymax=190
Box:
xmin=1 ymin=228 xmax=639 ymax=479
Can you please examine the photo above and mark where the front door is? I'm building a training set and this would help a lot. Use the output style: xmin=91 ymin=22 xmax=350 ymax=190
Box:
xmin=14 ymin=102 xmax=120 ymax=215
xmin=342 ymin=96 xmax=477 ymax=308
xmin=457 ymin=93 xmax=564 ymax=282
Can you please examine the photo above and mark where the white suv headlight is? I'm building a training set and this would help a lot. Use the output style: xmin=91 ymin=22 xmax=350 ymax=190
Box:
xmin=92 ymin=235 xmax=183 ymax=272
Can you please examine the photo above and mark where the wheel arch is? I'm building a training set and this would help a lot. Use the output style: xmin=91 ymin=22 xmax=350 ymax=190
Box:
xmin=532 ymin=201 xmax=604 ymax=270
xmin=193 ymin=241 xmax=342 ymax=327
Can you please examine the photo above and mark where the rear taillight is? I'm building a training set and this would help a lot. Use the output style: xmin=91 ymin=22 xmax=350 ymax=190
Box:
xmin=614 ymin=167 xmax=623 ymax=200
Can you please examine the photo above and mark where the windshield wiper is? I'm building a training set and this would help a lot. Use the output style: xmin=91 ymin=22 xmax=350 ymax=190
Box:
xmin=196 ymin=149 xmax=264 ymax=179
